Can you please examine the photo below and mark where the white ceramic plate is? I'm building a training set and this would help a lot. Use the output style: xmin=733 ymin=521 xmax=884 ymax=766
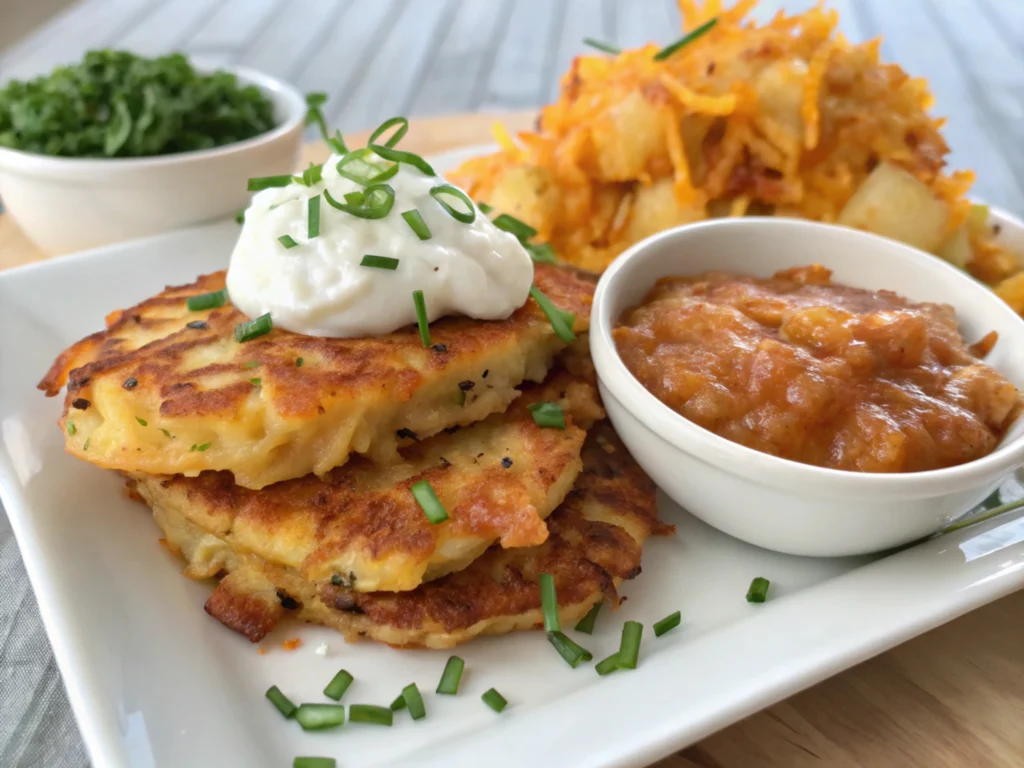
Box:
xmin=3 ymin=148 xmax=1024 ymax=768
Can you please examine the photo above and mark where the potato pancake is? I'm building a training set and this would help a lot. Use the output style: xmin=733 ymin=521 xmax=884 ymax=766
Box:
xmin=40 ymin=263 xmax=594 ymax=489
xmin=145 ymin=423 xmax=670 ymax=647
xmin=129 ymin=365 xmax=604 ymax=594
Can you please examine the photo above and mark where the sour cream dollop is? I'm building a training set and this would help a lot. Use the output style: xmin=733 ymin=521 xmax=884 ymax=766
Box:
xmin=226 ymin=156 xmax=535 ymax=338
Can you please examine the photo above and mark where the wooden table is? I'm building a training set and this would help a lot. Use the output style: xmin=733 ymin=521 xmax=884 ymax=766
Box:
xmin=3 ymin=111 xmax=1023 ymax=767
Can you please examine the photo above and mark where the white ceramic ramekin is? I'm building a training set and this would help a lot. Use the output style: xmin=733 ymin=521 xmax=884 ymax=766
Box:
xmin=591 ymin=217 xmax=1024 ymax=556
xmin=0 ymin=67 xmax=306 ymax=255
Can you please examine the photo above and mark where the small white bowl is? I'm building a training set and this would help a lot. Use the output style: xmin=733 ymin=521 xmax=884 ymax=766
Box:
xmin=0 ymin=67 xmax=305 ymax=255
xmin=591 ymin=218 xmax=1024 ymax=557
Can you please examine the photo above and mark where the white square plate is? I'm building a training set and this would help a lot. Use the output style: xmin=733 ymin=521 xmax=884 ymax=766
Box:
xmin=3 ymin=148 xmax=1024 ymax=768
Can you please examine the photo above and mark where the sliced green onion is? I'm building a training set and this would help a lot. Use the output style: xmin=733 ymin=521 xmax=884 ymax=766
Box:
xmin=324 ymin=183 xmax=395 ymax=219
xmin=547 ymin=631 xmax=592 ymax=668
xmin=336 ymin=148 xmax=399 ymax=185
xmin=66 ymin=422 xmax=77 ymax=436
xmin=235 ymin=313 xmax=273 ymax=343
xmin=618 ymin=621 xmax=643 ymax=670
xmin=401 ymin=209 xmax=432 ymax=240
xmin=529 ymin=286 xmax=576 ymax=343
xmin=294 ymin=758 xmax=335 ymax=768
xmin=303 ymin=91 xmax=330 ymax=142
xmin=413 ymin=289 xmax=431 ymax=347
xmin=436 ymin=656 xmax=465 ymax=695
xmin=746 ymin=576 xmax=770 ymax=603
xmin=265 ymin=685 xmax=297 ymax=718
xmin=653 ymin=610 xmax=681 ymax=637
xmin=401 ymin=683 xmax=426 ymax=720
xmin=297 ymin=162 xmax=323 ymax=187
xmin=574 ymin=601 xmax=602 ymax=634
xmin=360 ymin=254 xmax=399 ymax=270
xmin=941 ymin=497 xmax=1024 ymax=534
xmin=235 ymin=208 xmax=245 ymax=224
xmin=411 ymin=479 xmax=448 ymax=524
xmin=160 ymin=428 xmax=173 ymax=438
xmin=456 ymin=389 xmax=466 ymax=407
xmin=247 ymin=174 xmax=293 ymax=191
xmin=595 ymin=653 xmax=621 ymax=676
xmin=527 ymin=402 xmax=566 ymax=429
xmin=493 ymin=213 xmax=537 ymax=241
xmin=327 ymin=129 xmax=348 ymax=155
xmin=308 ymin=195 xmax=321 ymax=239
xmin=348 ymin=704 xmax=393 ymax=726
xmin=323 ymin=669 xmax=354 ymax=701
xmin=527 ymin=242 xmax=558 ymax=264
xmin=296 ymin=357 xmax=304 ymax=367
xmin=476 ymin=201 xmax=493 ymax=214
xmin=481 ymin=688 xmax=507 ymax=713
xmin=135 ymin=417 xmax=147 ymax=427
xmin=389 ymin=694 xmax=407 ymax=711
xmin=429 ymin=184 xmax=475 ymax=223
xmin=368 ymin=116 xmax=409 ymax=149
xmin=279 ymin=235 xmax=298 ymax=249
xmin=344 ymin=191 xmax=365 ymax=205
xmin=583 ymin=37 xmax=622 ymax=54
xmin=294 ymin=703 xmax=345 ymax=731
xmin=186 ymin=289 xmax=227 ymax=312
xmin=539 ymin=573 xmax=560 ymax=633
xmin=196 ymin=442 xmax=211 ymax=452
xmin=654 ymin=17 xmax=718 ymax=61
xmin=370 ymin=144 xmax=436 ymax=176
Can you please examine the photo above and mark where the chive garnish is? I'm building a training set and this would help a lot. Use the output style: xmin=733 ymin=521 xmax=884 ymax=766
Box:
xmin=327 ymin=129 xmax=348 ymax=155
xmin=653 ymin=611 xmax=681 ymax=637
xmin=323 ymin=669 xmax=354 ymax=701
xmin=83 ymin=437 xmax=90 ymax=451
xmin=344 ymin=191 xmax=365 ymax=206
xmin=235 ymin=313 xmax=272 ymax=342
xmin=279 ymin=234 xmax=298 ymax=249
xmin=539 ymin=573 xmax=560 ymax=633
xmin=390 ymin=694 xmax=407 ymax=711
xmin=324 ymin=183 xmax=395 ymax=219
xmin=294 ymin=759 xmax=335 ymax=768
xmin=360 ymin=254 xmax=399 ymax=270
xmin=526 ymin=242 xmax=558 ymax=264
xmin=336 ymin=148 xmax=399 ymax=185
xmin=296 ymin=357 xmax=304 ymax=367
xmin=654 ymin=17 xmax=718 ymax=61
xmin=298 ymin=162 xmax=323 ymax=187
xmin=235 ymin=208 xmax=245 ymax=224
xmin=436 ymin=656 xmax=465 ymax=695
xmin=574 ymin=601 xmax=602 ymax=634
xmin=401 ymin=209 xmax=432 ymax=240
xmin=250 ymin=377 xmax=261 ymax=386
xmin=746 ymin=577 xmax=770 ymax=603
xmin=370 ymin=144 xmax=436 ymax=176
xmin=547 ymin=631 xmax=592 ymax=668
xmin=303 ymin=91 xmax=330 ymax=143
xmin=481 ymin=688 xmax=507 ymax=713
xmin=66 ymin=422 xmax=77 ymax=436
xmin=186 ymin=289 xmax=227 ymax=311
xmin=429 ymin=185 xmax=475 ymax=223
xmin=595 ymin=653 xmax=621 ymax=676
xmin=493 ymin=213 xmax=537 ymax=241
xmin=477 ymin=201 xmax=493 ymax=214
xmin=411 ymin=479 xmax=448 ymax=524
xmin=456 ymin=389 xmax=466 ymax=407
xmin=401 ymin=683 xmax=426 ymax=720
xmin=243 ymin=360 xmax=260 ymax=369
xmin=583 ymin=37 xmax=622 ymax=54
xmin=247 ymin=174 xmax=293 ymax=191
xmin=294 ymin=703 xmax=345 ymax=731
xmin=618 ymin=621 xmax=643 ymax=669
xmin=160 ymin=428 xmax=173 ymax=438
xmin=529 ymin=286 xmax=576 ymax=343
xmin=367 ymin=116 xmax=409 ymax=149
xmin=308 ymin=195 xmax=321 ymax=239
xmin=413 ymin=289 xmax=431 ymax=346
xmin=527 ymin=402 xmax=566 ymax=429
xmin=265 ymin=685 xmax=297 ymax=718
xmin=348 ymin=704 xmax=393 ymax=726
xmin=136 ymin=417 xmax=148 ymax=427
xmin=196 ymin=442 xmax=211 ymax=452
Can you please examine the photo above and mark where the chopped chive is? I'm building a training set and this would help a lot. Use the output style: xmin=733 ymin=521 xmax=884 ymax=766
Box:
xmin=429 ymin=185 xmax=475 ymax=223
xmin=243 ymin=360 xmax=260 ymax=369
xmin=298 ymin=162 xmax=323 ymax=187
xmin=746 ymin=577 xmax=770 ymax=603
xmin=527 ymin=242 xmax=558 ymax=264
xmin=294 ymin=703 xmax=345 ymax=731
xmin=294 ymin=759 xmax=335 ymax=768
xmin=370 ymin=144 xmax=436 ymax=176
xmin=539 ymin=573 xmax=560 ymax=633
xmin=324 ymin=182 xmax=395 ymax=219
xmin=618 ymin=621 xmax=643 ymax=670
xmin=323 ymin=669 xmax=354 ymax=701
xmin=247 ymin=174 xmax=293 ymax=191
xmin=367 ymin=116 xmax=409 ymax=149
xmin=492 ymin=213 xmax=537 ymax=241
xmin=595 ymin=653 xmax=621 ymax=676
xmin=654 ymin=17 xmax=718 ymax=61
xmin=389 ymin=694 xmax=407 ymax=711
xmin=335 ymin=148 xmax=398 ymax=185
xmin=83 ymin=437 xmax=90 ymax=451
xmin=413 ymin=289 xmax=431 ymax=347
xmin=401 ymin=683 xmax=426 ymax=720
xmin=235 ymin=208 xmax=245 ymax=224
xmin=159 ymin=428 xmax=173 ymax=438
xmin=348 ymin=704 xmax=393 ymax=726
xmin=186 ymin=289 xmax=227 ymax=311
xmin=547 ymin=631 xmax=592 ymax=668
xmin=481 ymin=688 xmax=507 ymax=713
xmin=278 ymin=234 xmax=298 ymax=249
xmin=308 ymin=195 xmax=321 ymax=239
xmin=527 ymin=402 xmax=566 ymax=429
xmin=583 ymin=37 xmax=622 ymax=54
xmin=135 ymin=417 xmax=148 ymax=427
xmin=327 ymin=129 xmax=348 ymax=155
xmin=196 ymin=442 xmax=211 ymax=452
xmin=436 ymin=656 xmax=465 ymax=695
xmin=189 ymin=444 xmax=197 ymax=452
xmin=344 ymin=190 xmax=365 ymax=205
xmin=411 ymin=479 xmax=448 ymax=524
xmin=265 ymin=685 xmax=297 ymax=718
xmin=456 ymin=389 xmax=466 ymax=406
xmin=477 ymin=201 xmax=493 ymax=214
xmin=574 ymin=601 xmax=602 ymax=634
xmin=303 ymin=91 xmax=330 ymax=143
xmin=296 ymin=357 xmax=304 ymax=367
xmin=529 ymin=286 xmax=576 ymax=343
xmin=653 ymin=611 xmax=681 ymax=637
xmin=250 ymin=377 xmax=262 ymax=386
xmin=66 ymin=422 xmax=77 ymax=436
xmin=235 ymin=313 xmax=273 ymax=342
xmin=360 ymin=254 xmax=400 ymax=270
xmin=401 ymin=209 xmax=432 ymax=240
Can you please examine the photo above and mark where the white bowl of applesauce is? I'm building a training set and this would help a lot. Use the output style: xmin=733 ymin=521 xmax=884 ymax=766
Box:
xmin=591 ymin=217 xmax=1024 ymax=557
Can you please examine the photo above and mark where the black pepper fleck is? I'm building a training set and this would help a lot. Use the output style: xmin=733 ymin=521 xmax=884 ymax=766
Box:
xmin=123 ymin=377 xmax=138 ymax=390
xmin=396 ymin=428 xmax=419 ymax=441
xmin=482 ymin=370 xmax=489 ymax=378
xmin=993 ymin=223 xmax=1003 ymax=236
xmin=432 ymin=343 xmax=448 ymax=353
xmin=501 ymin=457 xmax=513 ymax=468
xmin=459 ymin=380 xmax=475 ymax=391
xmin=186 ymin=320 xmax=208 ymax=330
xmin=71 ymin=398 xmax=91 ymax=410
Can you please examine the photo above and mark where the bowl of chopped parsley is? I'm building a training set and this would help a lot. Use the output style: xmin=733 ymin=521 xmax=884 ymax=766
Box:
xmin=0 ymin=50 xmax=305 ymax=254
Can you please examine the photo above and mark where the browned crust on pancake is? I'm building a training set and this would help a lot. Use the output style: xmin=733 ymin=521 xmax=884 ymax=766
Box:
xmin=205 ymin=570 xmax=284 ymax=643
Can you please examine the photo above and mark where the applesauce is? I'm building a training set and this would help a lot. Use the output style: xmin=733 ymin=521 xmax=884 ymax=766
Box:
xmin=614 ymin=265 xmax=1022 ymax=473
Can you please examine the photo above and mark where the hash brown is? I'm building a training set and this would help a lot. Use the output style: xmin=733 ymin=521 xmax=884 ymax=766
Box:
xmin=40 ymin=263 xmax=594 ymax=489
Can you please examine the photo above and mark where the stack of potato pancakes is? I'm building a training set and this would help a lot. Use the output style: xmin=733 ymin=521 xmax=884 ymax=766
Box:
xmin=39 ymin=263 xmax=666 ymax=649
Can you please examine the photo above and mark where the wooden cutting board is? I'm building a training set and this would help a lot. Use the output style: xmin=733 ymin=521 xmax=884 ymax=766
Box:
xmin=2 ymin=111 xmax=1022 ymax=768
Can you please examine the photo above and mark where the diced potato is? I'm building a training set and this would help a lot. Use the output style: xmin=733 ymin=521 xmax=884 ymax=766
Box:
xmin=838 ymin=162 xmax=948 ymax=253
xmin=937 ymin=225 xmax=970 ymax=269
xmin=486 ymin=165 xmax=559 ymax=235
xmin=753 ymin=58 xmax=808 ymax=138
xmin=624 ymin=179 xmax=705 ymax=244
xmin=590 ymin=91 xmax=667 ymax=182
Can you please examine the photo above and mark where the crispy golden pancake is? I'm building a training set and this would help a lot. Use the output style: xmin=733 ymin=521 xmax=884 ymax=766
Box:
xmin=40 ymin=264 xmax=594 ymax=489
xmin=147 ymin=423 xmax=670 ymax=647
xmin=129 ymin=368 xmax=604 ymax=593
